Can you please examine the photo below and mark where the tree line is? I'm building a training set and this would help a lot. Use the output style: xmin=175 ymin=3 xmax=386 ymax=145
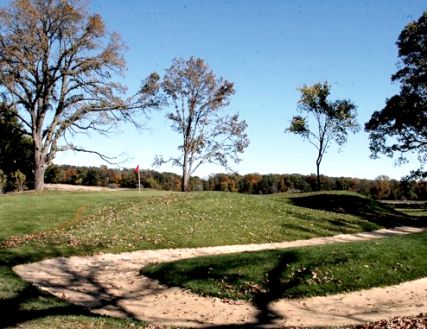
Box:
xmin=10 ymin=164 xmax=417 ymax=200
xmin=0 ymin=0 xmax=426 ymax=192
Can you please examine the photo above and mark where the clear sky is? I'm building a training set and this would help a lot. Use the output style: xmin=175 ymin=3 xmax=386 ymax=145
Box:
xmin=45 ymin=1 xmax=426 ymax=179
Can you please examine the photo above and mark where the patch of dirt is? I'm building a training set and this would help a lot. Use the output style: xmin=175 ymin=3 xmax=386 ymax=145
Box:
xmin=14 ymin=226 xmax=427 ymax=328
xmin=44 ymin=183 xmax=124 ymax=192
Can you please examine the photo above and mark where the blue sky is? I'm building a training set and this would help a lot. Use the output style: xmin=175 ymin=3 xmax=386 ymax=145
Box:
xmin=49 ymin=0 xmax=427 ymax=179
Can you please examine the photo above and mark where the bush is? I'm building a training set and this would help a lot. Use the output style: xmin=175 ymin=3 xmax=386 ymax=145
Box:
xmin=8 ymin=170 xmax=26 ymax=192
xmin=143 ymin=177 xmax=161 ymax=190
xmin=0 ymin=169 xmax=6 ymax=193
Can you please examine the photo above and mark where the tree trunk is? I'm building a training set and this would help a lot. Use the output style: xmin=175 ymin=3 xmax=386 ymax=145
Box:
xmin=33 ymin=142 xmax=46 ymax=192
xmin=34 ymin=162 xmax=46 ymax=192
xmin=181 ymin=172 xmax=190 ymax=192
xmin=181 ymin=152 xmax=190 ymax=192
xmin=316 ymin=158 xmax=321 ymax=191
xmin=316 ymin=142 xmax=324 ymax=191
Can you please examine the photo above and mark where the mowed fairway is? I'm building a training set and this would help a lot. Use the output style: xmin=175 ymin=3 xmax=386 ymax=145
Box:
xmin=0 ymin=189 xmax=425 ymax=328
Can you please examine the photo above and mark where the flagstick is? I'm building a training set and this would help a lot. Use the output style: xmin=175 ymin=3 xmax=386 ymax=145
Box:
xmin=138 ymin=169 xmax=141 ymax=194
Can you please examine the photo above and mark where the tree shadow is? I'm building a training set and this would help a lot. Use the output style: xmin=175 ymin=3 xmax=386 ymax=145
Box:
xmin=288 ymin=193 xmax=426 ymax=228
xmin=0 ymin=247 xmax=82 ymax=328
xmin=144 ymin=248 xmax=381 ymax=328
xmin=250 ymin=252 xmax=296 ymax=326
xmin=143 ymin=244 xmax=423 ymax=328
xmin=0 ymin=246 xmax=148 ymax=328
xmin=382 ymin=201 xmax=427 ymax=210
xmin=0 ymin=284 xmax=93 ymax=328
xmin=143 ymin=250 xmax=302 ymax=328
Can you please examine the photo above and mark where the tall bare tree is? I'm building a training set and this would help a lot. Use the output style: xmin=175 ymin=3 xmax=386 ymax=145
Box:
xmin=155 ymin=57 xmax=249 ymax=192
xmin=286 ymin=82 xmax=359 ymax=190
xmin=0 ymin=0 xmax=160 ymax=191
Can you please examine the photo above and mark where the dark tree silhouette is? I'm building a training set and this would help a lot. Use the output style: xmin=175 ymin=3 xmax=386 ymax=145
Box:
xmin=0 ymin=104 xmax=33 ymax=187
xmin=365 ymin=11 xmax=427 ymax=179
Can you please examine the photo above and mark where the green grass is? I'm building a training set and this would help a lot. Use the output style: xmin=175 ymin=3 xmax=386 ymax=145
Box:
xmin=142 ymin=232 xmax=427 ymax=301
xmin=0 ymin=190 xmax=154 ymax=329
xmin=10 ymin=191 xmax=419 ymax=253
xmin=3 ymin=314 xmax=148 ymax=329
xmin=0 ymin=190 xmax=155 ymax=241
xmin=0 ymin=189 xmax=425 ymax=328
xmin=397 ymin=208 xmax=427 ymax=217
xmin=378 ymin=200 xmax=427 ymax=218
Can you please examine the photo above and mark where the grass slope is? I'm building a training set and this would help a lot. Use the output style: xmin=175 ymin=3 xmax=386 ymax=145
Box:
xmin=0 ymin=190 xmax=150 ymax=242
xmin=0 ymin=189 xmax=425 ymax=328
xmin=142 ymin=232 xmax=427 ymax=301
xmin=5 ymin=191 xmax=418 ymax=253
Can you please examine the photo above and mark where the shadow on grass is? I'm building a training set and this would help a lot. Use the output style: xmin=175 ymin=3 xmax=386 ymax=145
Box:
xmin=289 ymin=193 xmax=426 ymax=228
xmin=0 ymin=247 xmax=80 ymax=328
xmin=143 ymin=248 xmax=385 ymax=328
xmin=380 ymin=200 xmax=427 ymax=209
xmin=0 ymin=246 xmax=145 ymax=328
xmin=0 ymin=284 xmax=93 ymax=328
xmin=143 ymin=251 xmax=300 ymax=328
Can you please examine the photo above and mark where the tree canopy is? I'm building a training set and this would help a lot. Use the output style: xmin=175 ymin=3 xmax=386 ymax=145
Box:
xmin=154 ymin=57 xmax=249 ymax=191
xmin=286 ymin=82 xmax=359 ymax=190
xmin=365 ymin=11 xmax=427 ymax=179
xmin=0 ymin=104 xmax=33 ymax=189
xmin=0 ymin=0 xmax=160 ymax=190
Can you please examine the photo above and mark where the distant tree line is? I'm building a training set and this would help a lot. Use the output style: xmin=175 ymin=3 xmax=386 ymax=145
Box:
xmin=33 ymin=164 xmax=426 ymax=201
xmin=206 ymin=173 xmax=427 ymax=200
xmin=43 ymin=165 xmax=205 ymax=192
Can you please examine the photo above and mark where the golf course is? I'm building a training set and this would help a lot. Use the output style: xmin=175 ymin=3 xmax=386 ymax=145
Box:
xmin=1 ymin=188 xmax=426 ymax=328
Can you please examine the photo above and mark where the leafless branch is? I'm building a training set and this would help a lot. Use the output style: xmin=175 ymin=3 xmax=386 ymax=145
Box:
xmin=60 ymin=144 xmax=127 ymax=165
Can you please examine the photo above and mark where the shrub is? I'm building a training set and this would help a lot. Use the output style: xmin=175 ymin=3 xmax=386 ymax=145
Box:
xmin=0 ymin=169 xmax=6 ymax=193
xmin=8 ymin=170 xmax=26 ymax=192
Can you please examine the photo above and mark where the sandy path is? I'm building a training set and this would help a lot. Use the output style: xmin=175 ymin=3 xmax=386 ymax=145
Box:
xmin=44 ymin=184 xmax=124 ymax=192
xmin=14 ymin=226 xmax=427 ymax=328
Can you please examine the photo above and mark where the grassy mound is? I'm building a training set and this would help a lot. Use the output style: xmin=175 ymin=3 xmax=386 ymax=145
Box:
xmin=3 ymin=190 xmax=420 ymax=253
xmin=289 ymin=192 xmax=424 ymax=228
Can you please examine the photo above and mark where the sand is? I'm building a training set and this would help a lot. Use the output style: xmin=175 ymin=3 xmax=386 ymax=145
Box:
xmin=13 ymin=226 xmax=427 ymax=328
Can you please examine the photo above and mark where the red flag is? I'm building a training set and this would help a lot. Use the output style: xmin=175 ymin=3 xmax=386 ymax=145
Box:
xmin=134 ymin=164 xmax=140 ymax=173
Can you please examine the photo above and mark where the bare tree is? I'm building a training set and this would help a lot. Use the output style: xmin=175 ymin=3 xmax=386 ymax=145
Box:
xmin=286 ymin=82 xmax=359 ymax=191
xmin=154 ymin=57 xmax=249 ymax=192
xmin=0 ymin=0 xmax=160 ymax=191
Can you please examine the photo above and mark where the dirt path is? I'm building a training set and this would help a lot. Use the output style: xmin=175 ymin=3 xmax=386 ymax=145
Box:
xmin=44 ymin=183 xmax=124 ymax=192
xmin=14 ymin=226 xmax=427 ymax=328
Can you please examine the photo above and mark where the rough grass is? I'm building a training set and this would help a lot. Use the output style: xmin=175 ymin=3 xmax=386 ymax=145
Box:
xmin=0 ymin=189 xmax=425 ymax=328
xmin=142 ymin=232 xmax=427 ymax=301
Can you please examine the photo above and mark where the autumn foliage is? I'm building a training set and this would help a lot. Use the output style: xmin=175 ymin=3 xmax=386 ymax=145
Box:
xmin=40 ymin=164 xmax=427 ymax=201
